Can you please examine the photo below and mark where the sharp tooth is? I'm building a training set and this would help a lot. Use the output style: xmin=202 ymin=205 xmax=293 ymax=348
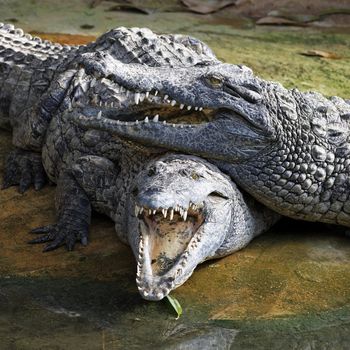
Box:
xmin=135 ymin=120 xmax=139 ymax=124
xmin=154 ymin=90 xmax=158 ymax=96
xmin=164 ymin=209 xmax=168 ymax=218
xmin=170 ymin=100 xmax=176 ymax=106
xmin=135 ymin=206 xmax=139 ymax=216
xmin=163 ymin=120 xmax=167 ymax=124
xmin=153 ymin=114 xmax=159 ymax=122
xmin=148 ymin=209 xmax=152 ymax=215
xmin=153 ymin=209 xmax=156 ymax=215
xmin=183 ymin=210 xmax=188 ymax=221
xmin=110 ymin=102 xmax=114 ymax=107
xmin=99 ymin=101 xmax=102 ymax=106
xmin=139 ymin=207 xmax=144 ymax=214
xmin=144 ymin=116 xmax=149 ymax=123
xmin=199 ymin=107 xmax=203 ymax=111
xmin=195 ymin=106 xmax=198 ymax=111
xmin=180 ymin=104 xmax=184 ymax=109
xmin=164 ymin=94 xmax=168 ymax=100
xmin=139 ymin=93 xmax=145 ymax=102
xmin=105 ymin=101 xmax=108 ymax=107
xmin=135 ymin=92 xmax=140 ymax=105
xmin=162 ymin=209 xmax=166 ymax=217
xmin=97 ymin=111 xmax=102 ymax=118
xmin=145 ymin=91 xmax=150 ymax=98
xmin=170 ymin=209 xmax=174 ymax=220
xmin=187 ymin=105 xmax=192 ymax=110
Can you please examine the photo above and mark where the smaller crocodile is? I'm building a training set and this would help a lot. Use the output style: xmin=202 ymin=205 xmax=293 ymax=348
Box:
xmin=28 ymin=153 xmax=278 ymax=300
xmin=127 ymin=154 xmax=279 ymax=300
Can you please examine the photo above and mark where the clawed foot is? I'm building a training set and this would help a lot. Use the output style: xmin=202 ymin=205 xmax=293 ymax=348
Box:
xmin=28 ymin=221 xmax=89 ymax=252
xmin=2 ymin=149 xmax=47 ymax=193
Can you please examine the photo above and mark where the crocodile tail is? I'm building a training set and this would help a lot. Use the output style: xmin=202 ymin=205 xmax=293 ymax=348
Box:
xmin=0 ymin=23 xmax=77 ymax=68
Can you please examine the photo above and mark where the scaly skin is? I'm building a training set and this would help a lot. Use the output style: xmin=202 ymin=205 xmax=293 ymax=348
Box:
xmin=73 ymin=71 xmax=350 ymax=228
xmin=128 ymin=154 xmax=279 ymax=300
xmin=1 ymin=23 xmax=281 ymax=299
xmin=31 ymin=152 xmax=278 ymax=300
xmin=1 ymin=22 xmax=263 ymax=198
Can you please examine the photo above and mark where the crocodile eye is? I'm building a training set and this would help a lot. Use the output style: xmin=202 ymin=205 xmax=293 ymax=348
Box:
xmin=206 ymin=75 xmax=223 ymax=88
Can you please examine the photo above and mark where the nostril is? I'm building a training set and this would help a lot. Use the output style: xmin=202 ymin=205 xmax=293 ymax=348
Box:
xmin=132 ymin=187 xmax=139 ymax=197
xmin=148 ymin=166 xmax=157 ymax=176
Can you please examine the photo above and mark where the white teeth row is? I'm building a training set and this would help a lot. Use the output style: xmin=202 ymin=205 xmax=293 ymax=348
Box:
xmin=134 ymin=202 xmax=202 ymax=221
xmin=96 ymin=100 xmax=118 ymax=108
xmin=104 ymin=114 xmax=193 ymax=129
xmin=91 ymin=77 xmax=204 ymax=111
xmin=164 ymin=96 xmax=203 ymax=112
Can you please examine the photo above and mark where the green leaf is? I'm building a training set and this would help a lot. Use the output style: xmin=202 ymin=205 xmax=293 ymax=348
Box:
xmin=166 ymin=295 xmax=183 ymax=319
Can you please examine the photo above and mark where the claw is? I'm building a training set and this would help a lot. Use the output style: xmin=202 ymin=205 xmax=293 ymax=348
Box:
xmin=28 ymin=234 xmax=53 ymax=244
xmin=81 ymin=236 xmax=88 ymax=246
xmin=29 ymin=223 xmax=89 ymax=252
xmin=30 ymin=225 xmax=53 ymax=234
xmin=66 ymin=240 xmax=75 ymax=251
xmin=2 ymin=149 xmax=47 ymax=192
xmin=43 ymin=240 xmax=64 ymax=252
xmin=1 ymin=181 xmax=11 ymax=190
xmin=34 ymin=168 xmax=47 ymax=191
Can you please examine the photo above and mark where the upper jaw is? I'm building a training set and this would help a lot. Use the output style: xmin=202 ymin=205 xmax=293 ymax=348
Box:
xmin=132 ymin=195 xmax=231 ymax=301
xmin=135 ymin=201 xmax=204 ymax=301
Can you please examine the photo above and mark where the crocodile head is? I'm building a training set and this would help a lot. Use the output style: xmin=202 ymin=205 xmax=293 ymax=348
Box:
xmin=127 ymin=154 xmax=235 ymax=300
xmin=70 ymin=57 xmax=277 ymax=162
xmin=66 ymin=27 xmax=221 ymax=125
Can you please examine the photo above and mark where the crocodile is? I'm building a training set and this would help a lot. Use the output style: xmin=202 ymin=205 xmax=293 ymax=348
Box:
xmin=73 ymin=65 xmax=350 ymax=228
xmin=0 ymin=22 xmax=252 ymax=192
xmin=1 ymin=23 xmax=280 ymax=298
xmin=128 ymin=154 xmax=278 ymax=300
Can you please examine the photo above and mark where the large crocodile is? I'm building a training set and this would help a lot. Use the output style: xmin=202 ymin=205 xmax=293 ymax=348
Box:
xmin=1 ymin=23 xmax=280 ymax=298
xmin=74 ymin=62 xmax=350 ymax=228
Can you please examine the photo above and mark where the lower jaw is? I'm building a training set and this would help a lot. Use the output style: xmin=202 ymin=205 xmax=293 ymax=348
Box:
xmin=135 ymin=241 xmax=193 ymax=300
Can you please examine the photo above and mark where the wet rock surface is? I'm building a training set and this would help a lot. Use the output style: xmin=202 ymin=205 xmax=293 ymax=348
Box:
xmin=0 ymin=2 xmax=350 ymax=348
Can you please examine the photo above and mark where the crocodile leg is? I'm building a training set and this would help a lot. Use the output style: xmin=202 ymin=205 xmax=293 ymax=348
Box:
xmin=2 ymin=148 xmax=47 ymax=193
xmin=29 ymin=155 xmax=123 ymax=252
xmin=29 ymin=166 xmax=91 ymax=251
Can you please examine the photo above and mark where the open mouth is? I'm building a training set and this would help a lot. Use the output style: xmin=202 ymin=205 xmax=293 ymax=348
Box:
xmin=71 ymin=71 xmax=216 ymax=126
xmin=135 ymin=202 xmax=205 ymax=300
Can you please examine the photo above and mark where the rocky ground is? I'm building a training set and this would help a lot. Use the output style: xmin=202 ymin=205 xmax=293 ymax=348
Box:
xmin=0 ymin=1 xmax=350 ymax=348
